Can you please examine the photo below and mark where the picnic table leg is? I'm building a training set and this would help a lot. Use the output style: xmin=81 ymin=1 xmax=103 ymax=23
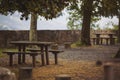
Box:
xmin=93 ymin=38 xmax=96 ymax=45
xmin=96 ymin=34 xmax=100 ymax=45
xmin=106 ymin=38 xmax=109 ymax=45
xmin=45 ymin=46 xmax=49 ymax=65
xmin=113 ymin=38 xmax=115 ymax=45
xmin=18 ymin=45 xmax=22 ymax=64
xmin=9 ymin=54 xmax=13 ymax=66
xmin=54 ymin=53 xmax=58 ymax=64
xmin=31 ymin=55 xmax=36 ymax=67
xmin=40 ymin=46 xmax=45 ymax=66
xmin=22 ymin=45 xmax=26 ymax=63
xmin=111 ymin=38 xmax=115 ymax=45
xmin=109 ymin=34 xmax=114 ymax=45
xmin=100 ymin=38 xmax=103 ymax=44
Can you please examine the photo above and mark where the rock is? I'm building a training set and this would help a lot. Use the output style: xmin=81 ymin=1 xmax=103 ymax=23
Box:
xmin=0 ymin=67 xmax=16 ymax=80
xmin=96 ymin=60 xmax=103 ymax=66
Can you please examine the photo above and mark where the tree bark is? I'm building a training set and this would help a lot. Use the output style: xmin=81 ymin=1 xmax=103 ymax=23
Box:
xmin=29 ymin=13 xmax=37 ymax=41
xmin=115 ymin=48 xmax=120 ymax=58
xmin=117 ymin=14 xmax=120 ymax=43
xmin=115 ymin=14 xmax=120 ymax=58
xmin=81 ymin=0 xmax=93 ymax=46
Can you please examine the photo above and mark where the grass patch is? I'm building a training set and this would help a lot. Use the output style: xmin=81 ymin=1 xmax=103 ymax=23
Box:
xmin=71 ymin=41 xmax=86 ymax=48
xmin=0 ymin=48 xmax=17 ymax=57
xmin=0 ymin=48 xmax=6 ymax=57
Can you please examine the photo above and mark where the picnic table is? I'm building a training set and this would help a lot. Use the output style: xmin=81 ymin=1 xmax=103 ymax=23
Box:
xmin=9 ymin=41 xmax=54 ymax=66
xmin=92 ymin=33 xmax=116 ymax=45
xmin=108 ymin=33 xmax=116 ymax=45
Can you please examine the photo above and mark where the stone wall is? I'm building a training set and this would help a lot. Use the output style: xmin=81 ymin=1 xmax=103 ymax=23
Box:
xmin=0 ymin=30 xmax=117 ymax=48
xmin=0 ymin=30 xmax=29 ymax=47
xmin=0 ymin=30 xmax=81 ymax=48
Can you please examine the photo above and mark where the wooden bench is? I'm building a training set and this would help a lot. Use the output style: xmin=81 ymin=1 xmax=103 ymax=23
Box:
xmin=3 ymin=51 xmax=40 ymax=67
xmin=2 ymin=51 xmax=16 ymax=66
xmin=27 ymin=48 xmax=45 ymax=66
xmin=49 ymin=50 xmax=63 ymax=64
xmin=91 ymin=37 xmax=97 ymax=45
xmin=27 ymin=48 xmax=42 ymax=52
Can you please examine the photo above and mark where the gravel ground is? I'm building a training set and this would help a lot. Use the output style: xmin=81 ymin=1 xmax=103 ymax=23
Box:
xmin=48 ymin=45 xmax=119 ymax=61
xmin=0 ymin=45 xmax=120 ymax=80
xmin=0 ymin=45 xmax=119 ymax=66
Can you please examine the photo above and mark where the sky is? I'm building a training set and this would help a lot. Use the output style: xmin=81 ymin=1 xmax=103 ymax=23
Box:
xmin=0 ymin=11 xmax=119 ymax=30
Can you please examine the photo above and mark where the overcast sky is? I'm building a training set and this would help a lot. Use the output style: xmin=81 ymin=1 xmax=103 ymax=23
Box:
xmin=0 ymin=11 xmax=119 ymax=30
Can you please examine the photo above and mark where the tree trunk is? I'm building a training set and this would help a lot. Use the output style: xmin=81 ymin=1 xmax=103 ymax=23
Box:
xmin=81 ymin=0 xmax=93 ymax=46
xmin=117 ymin=14 xmax=120 ymax=43
xmin=115 ymin=48 xmax=120 ymax=58
xmin=29 ymin=13 xmax=37 ymax=41
xmin=115 ymin=14 xmax=120 ymax=58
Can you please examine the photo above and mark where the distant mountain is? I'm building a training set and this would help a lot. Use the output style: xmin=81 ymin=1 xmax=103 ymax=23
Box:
xmin=0 ymin=24 xmax=18 ymax=30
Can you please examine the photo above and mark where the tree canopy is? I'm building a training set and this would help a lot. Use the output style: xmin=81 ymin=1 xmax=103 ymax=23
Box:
xmin=67 ymin=7 xmax=100 ymax=30
xmin=0 ymin=0 xmax=76 ymax=20
xmin=0 ymin=0 xmax=77 ymax=42
xmin=66 ymin=0 xmax=120 ymax=45
xmin=101 ymin=0 xmax=120 ymax=17
xmin=67 ymin=0 xmax=120 ymax=29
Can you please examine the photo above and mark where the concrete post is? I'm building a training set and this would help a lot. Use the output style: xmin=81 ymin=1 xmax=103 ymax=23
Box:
xmin=19 ymin=67 xmax=33 ymax=80
xmin=55 ymin=74 xmax=71 ymax=80
xmin=104 ymin=63 xmax=114 ymax=80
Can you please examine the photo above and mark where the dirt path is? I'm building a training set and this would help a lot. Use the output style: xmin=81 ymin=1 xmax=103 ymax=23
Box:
xmin=30 ymin=45 xmax=120 ymax=80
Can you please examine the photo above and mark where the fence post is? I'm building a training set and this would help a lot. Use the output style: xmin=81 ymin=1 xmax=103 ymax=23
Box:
xmin=55 ymin=74 xmax=71 ymax=80
xmin=104 ymin=63 xmax=114 ymax=80
xmin=18 ymin=67 xmax=33 ymax=80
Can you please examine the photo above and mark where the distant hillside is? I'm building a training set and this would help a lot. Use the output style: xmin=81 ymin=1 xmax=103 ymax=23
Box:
xmin=0 ymin=24 xmax=18 ymax=30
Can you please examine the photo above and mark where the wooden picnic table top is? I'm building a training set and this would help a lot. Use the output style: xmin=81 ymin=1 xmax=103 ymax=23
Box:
xmin=10 ymin=41 xmax=54 ymax=46
xmin=94 ymin=33 xmax=115 ymax=35
xmin=91 ymin=36 xmax=117 ymax=39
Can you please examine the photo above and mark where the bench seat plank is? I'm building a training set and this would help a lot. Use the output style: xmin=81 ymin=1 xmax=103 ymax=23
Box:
xmin=3 ymin=51 xmax=41 ymax=67
xmin=49 ymin=50 xmax=64 ymax=64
